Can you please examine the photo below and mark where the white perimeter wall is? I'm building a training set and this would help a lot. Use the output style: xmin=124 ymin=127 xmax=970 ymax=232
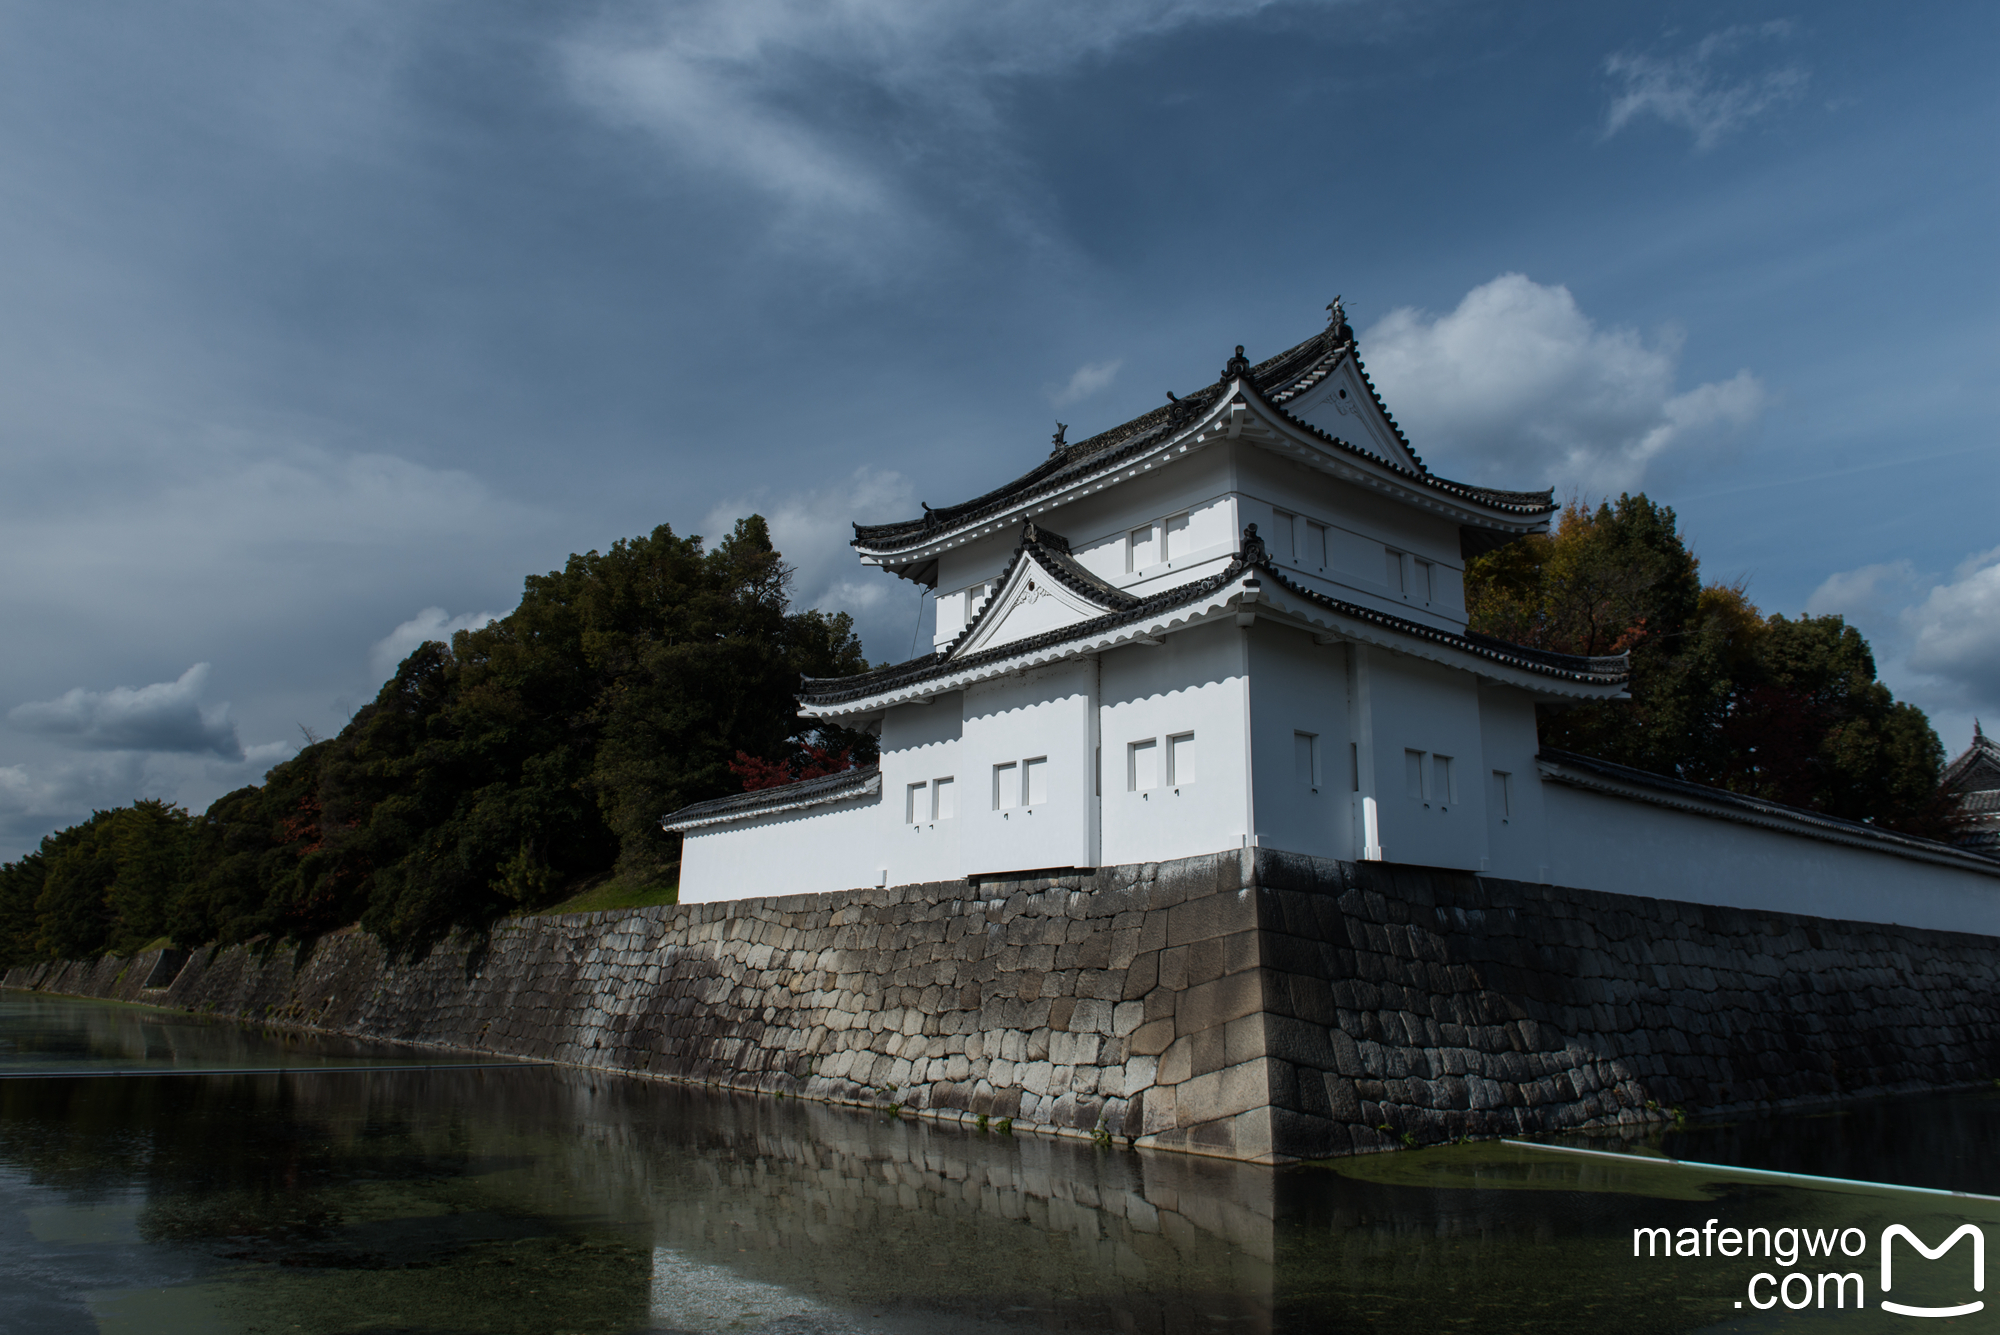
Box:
xmin=677 ymin=795 xmax=888 ymax=903
xmin=1542 ymin=782 xmax=2000 ymax=936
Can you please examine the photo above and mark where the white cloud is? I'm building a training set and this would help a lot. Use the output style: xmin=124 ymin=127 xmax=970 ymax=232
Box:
xmin=1360 ymin=273 xmax=1767 ymax=496
xmin=370 ymin=607 xmax=506 ymax=681
xmin=1603 ymin=23 xmax=1809 ymax=152
xmin=1808 ymin=549 xmax=2000 ymax=750
xmin=1052 ymin=359 xmax=1122 ymax=408
xmin=1903 ymin=548 xmax=2000 ymax=706
xmin=9 ymin=664 xmax=243 ymax=760
xmin=560 ymin=0 xmax=1327 ymax=247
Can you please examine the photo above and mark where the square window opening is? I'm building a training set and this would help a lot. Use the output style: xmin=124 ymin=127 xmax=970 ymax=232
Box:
xmin=1167 ymin=733 xmax=1195 ymax=786
xmin=1128 ymin=523 xmax=1159 ymax=572
xmin=1163 ymin=511 xmax=1191 ymax=562
xmin=1404 ymin=749 xmax=1426 ymax=801
xmin=932 ymin=776 xmax=957 ymax=821
xmin=1433 ymin=754 xmax=1456 ymax=805
xmin=906 ymin=781 xmax=927 ymax=824
xmin=1271 ymin=510 xmax=1296 ymax=562
xmin=994 ymin=762 xmax=1018 ymax=810
xmin=1294 ymin=731 xmax=1318 ymax=787
xmin=1023 ymin=757 xmax=1049 ymax=806
xmin=1306 ymin=521 xmax=1328 ymax=569
xmin=1129 ymin=739 xmax=1159 ymax=792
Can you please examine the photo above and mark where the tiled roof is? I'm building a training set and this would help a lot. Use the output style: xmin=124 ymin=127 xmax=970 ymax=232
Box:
xmin=1944 ymin=724 xmax=2000 ymax=793
xmin=852 ymin=324 xmax=1555 ymax=558
xmin=799 ymin=540 xmax=1627 ymax=710
xmin=1540 ymin=748 xmax=2000 ymax=874
xmin=660 ymin=765 xmax=881 ymax=833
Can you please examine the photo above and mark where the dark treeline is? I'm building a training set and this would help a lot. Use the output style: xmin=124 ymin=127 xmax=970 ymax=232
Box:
xmin=0 ymin=517 xmax=869 ymax=968
xmin=1466 ymin=495 xmax=1955 ymax=835
xmin=0 ymin=495 xmax=1964 ymax=970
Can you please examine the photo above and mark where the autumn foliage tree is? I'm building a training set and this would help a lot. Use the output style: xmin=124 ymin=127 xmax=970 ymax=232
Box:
xmin=0 ymin=515 xmax=871 ymax=963
xmin=1466 ymin=495 xmax=1952 ymax=835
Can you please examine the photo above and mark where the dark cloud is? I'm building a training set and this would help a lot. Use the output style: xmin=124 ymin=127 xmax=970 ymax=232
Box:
xmin=10 ymin=665 xmax=244 ymax=760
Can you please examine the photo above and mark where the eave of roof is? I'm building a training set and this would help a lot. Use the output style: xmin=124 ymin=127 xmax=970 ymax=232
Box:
xmin=1943 ymin=731 xmax=2000 ymax=791
xmin=851 ymin=324 xmax=1555 ymax=565
xmin=1539 ymin=748 xmax=2000 ymax=877
xmin=661 ymin=765 xmax=881 ymax=833
xmin=798 ymin=552 xmax=1627 ymax=714
xmin=852 ymin=331 xmax=1552 ymax=575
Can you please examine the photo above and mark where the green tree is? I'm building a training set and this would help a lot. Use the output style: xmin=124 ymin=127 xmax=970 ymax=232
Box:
xmin=1467 ymin=494 xmax=1949 ymax=834
xmin=3 ymin=514 xmax=869 ymax=962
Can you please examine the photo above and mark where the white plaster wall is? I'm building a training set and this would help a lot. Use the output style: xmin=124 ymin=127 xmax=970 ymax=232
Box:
xmin=960 ymin=658 xmax=1097 ymax=875
xmin=1364 ymin=652 xmax=1488 ymax=870
xmin=1229 ymin=448 xmax=1466 ymax=630
xmin=1098 ymin=621 xmax=1250 ymax=867
xmin=676 ymin=796 xmax=887 ymax=903
xmin=1477 ymin=682 xmax=1549 ymax=881
xmin=1541 ymin=783 xmax=2000 ymax=936
xmin=878 ymin=693 xmax=965 ymax=886
xmin=1246 ymin=622 xmax=1353 ymax=861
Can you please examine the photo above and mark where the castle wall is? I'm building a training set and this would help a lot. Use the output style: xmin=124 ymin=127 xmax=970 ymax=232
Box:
xmin=13 ymin=848 xmax=2000 ymax=1164
xmin=1542 ymin=781 xmax=2000 ymax=936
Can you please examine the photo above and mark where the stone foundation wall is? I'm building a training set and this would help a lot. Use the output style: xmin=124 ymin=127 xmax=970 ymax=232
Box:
xmin=10 ymin=850 xmax=2000 ymax=1162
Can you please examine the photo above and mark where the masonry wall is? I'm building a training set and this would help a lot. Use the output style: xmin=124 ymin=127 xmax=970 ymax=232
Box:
xmin=1543 ymin=782 xmax=2000 ymax=936
xmin=10 ymin=849 xmax=2000 ymax=1163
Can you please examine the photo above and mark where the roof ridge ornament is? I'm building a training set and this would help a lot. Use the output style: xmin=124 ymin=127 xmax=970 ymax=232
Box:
xmin=1238 ymin=522 xmax=1267 ymax=563
xmin=1325 ymin=295 xmax=1353 ymax=343
xmin=1223 ymin=344 xmax=1253 ymax=380
xmin=1050 ymin=422 xmax=1067 ymax=453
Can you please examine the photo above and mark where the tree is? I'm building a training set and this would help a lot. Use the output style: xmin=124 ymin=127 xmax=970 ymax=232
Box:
xmin=2 ymin=514 xmax=869 ymax=964
xmin=1466 ymin=495 xmax=1950 ymax=835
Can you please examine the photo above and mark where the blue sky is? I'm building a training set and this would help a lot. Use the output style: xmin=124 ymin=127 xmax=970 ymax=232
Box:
xmin=0 ymin=0 xmax=1995 ymax=857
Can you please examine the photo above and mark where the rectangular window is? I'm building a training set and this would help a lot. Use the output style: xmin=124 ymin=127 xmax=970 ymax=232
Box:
xmin=1129 ymin=739 xmax=1159 ymax=791
xmin=1129 ymin=522 xmax=1159 ymax=572
xmin=1386 ymin=547 xmax=1406 ymax=593
xmin=1433 ymin=755 xmax=1456 ymax=804
xmin=1163 ymin=511 xmax=1191 ymax=562
xmin=1490 ymin=770 xmax=1512 ymax=820
xmin=932 ymin=776 xmax=957 ymax=820
xmin=966 ymin=582 xmax=990 ymax=618
xmin=993 ymin=762 xmax=1018 ymax=810
xmin=1405 ymin=749 xmax=1426 ymax=800
xmin=1305 ymin=521 xmax=1328 ymax=569
xmin=906 ymin=781 xmax=927 ymax=823
xmin=1414 ymin=558 xmax=1434 ymax=603
xmin=1271 ymin=510 xmax=1296 ymax=561
xmin=1294 ymin=731 xmax=1318 ymax=786
xmin=1168 ymin=733 xmax=1196 ymax=785
xmin=1024 ymin=757 xmax=1049 ymax=805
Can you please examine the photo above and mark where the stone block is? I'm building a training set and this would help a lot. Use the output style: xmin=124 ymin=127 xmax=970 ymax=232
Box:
xmin=1122 ymin=951 xmax=1160 ymax=1000
xmin=1175 ymin=1058 xmax=1270 ymax=1127
xmin=1157 ymin=1036 xmax=1192 ymax=1087
xmin=1177 ymin=969 xmax=1265 ymax=1036
xmin=1189 ymin=1026 xmax=1226 ymax=1079
xmin=1129 ymin=1018 xmax=1176 ymax=1056
xmin=1167 ymin=891 xmax=1255 ymax=948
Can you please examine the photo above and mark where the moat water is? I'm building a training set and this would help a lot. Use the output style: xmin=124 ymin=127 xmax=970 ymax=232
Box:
xmin=4 ymin=993 xmax=1998 ymax=1334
